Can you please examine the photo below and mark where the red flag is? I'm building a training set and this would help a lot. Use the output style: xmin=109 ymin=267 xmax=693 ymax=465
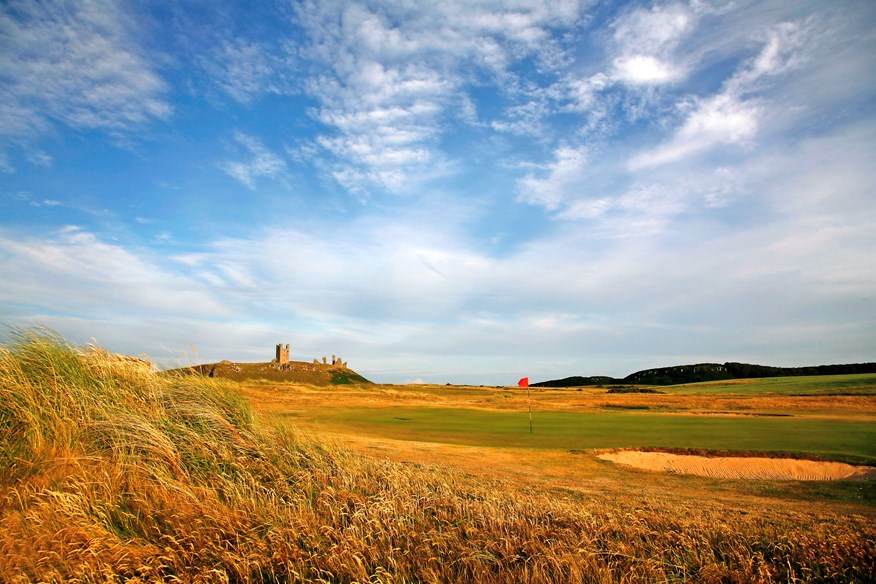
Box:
xmin=518 ymin=377 xmax=529 ymax=387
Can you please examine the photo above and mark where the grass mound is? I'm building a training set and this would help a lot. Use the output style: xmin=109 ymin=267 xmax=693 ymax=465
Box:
xmin=1 ymin=330 xmax=874 ymax=582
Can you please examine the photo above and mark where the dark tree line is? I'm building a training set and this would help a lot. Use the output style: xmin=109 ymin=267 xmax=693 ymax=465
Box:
xmin=723 ymin=362 xmax=876 ymax=379
xmin=532 ymin=362 xmax=876 ymax=388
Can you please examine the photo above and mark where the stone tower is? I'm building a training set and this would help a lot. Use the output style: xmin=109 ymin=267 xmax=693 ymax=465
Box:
xmin=276 ymin=343 xmax=290 ymax=364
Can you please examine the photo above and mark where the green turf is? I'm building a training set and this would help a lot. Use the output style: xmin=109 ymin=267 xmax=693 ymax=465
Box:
xmin=304 ymin=406 xmax=876 ymax=463
xmin=660 ymin=373 xmax=876 ymax=395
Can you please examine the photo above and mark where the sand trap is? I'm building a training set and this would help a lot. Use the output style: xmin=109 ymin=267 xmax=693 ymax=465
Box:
xmin=597 ymin=451 xmax=876 ymax=481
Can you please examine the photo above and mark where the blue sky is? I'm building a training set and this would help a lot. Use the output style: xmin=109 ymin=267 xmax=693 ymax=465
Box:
xmin=1 ymin=0 xmax=874 ymax=384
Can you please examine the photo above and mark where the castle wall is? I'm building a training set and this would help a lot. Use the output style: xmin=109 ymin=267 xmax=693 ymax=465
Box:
xmin=275 ymin=343 xmax=290 ymax=364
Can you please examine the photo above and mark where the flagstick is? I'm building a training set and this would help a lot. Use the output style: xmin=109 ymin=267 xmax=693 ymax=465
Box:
xmin=528 ymin=385 xmax=533 ymax=434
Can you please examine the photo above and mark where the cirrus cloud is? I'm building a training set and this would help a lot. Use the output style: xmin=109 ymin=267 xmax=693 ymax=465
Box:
xmin=0 ymin=0 xmax=170 ymax=170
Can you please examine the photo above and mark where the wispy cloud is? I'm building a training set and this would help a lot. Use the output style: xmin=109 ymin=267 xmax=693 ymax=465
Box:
xmin=516 ymin=146 xmax=589 ymax=211
xmin=4 ymin=191 xmax=63 ymax=208
xmin=628 ymin=18 xmax=810 ymax=170
xmin=0 ymin=0 xmax=170 ymax=170
xmin=293 ymin=0 xmax=587 ymax=196
xmin=203 ymin=39 xmax=299 ymax=104
xmin=0 ymin=226 xmax=227 ymax=319
xmin=515 ymin=3 xmax=852 ymax=233
xmin=628 ymin=93 xmax=759 ymax=169
xmin=725 ymin=20 xmax=809 ymax=95
xmin=218 ymin=132 xmax=288 ymax=189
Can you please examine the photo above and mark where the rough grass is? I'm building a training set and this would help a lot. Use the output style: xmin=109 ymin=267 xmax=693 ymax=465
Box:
xmin=1 ymin=330 xmax=874 ymax=582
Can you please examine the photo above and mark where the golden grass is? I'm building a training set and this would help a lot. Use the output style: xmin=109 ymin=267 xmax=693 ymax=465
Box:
xmin=241 ymin=380 xmax=876 ymax=421
xmin=1 ymin=330 xmax=874 ymax=582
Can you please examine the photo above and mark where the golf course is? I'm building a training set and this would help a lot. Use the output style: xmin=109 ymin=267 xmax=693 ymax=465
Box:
xmin=243 ymin=375 xmax=876 ymax=464
xmin=2 ymin=334 xmax=874 ymax=582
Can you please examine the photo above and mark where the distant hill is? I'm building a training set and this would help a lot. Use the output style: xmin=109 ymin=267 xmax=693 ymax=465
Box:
xmin=169 ymin=360 xmax=372 ymax=386
xmin=531 ymin=375 xmax=623 ymax=388
xmin=622 ymin=363 xmax=735 ymax=385
xmin=532 ymin=362 xmax=876 ymax=387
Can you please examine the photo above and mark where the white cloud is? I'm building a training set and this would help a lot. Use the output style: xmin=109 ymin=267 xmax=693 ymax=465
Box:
xmin=4 ymin=190 xmax=65 ymax=209
xmin=0 ymin=0 xmax=170 ymax=168
xmin=490 ymin=98 xmax=552 ymax=137
xmin=294 ymin=0 xmax=587 ymax=196
xmin=26 ymin=150 xmax=53 ymax=168
xmin=609 ymin=2 xmax=694 ymax=86
xmin=205 ymin=39 xmax=299 ymax=104
xmin=612 ymin=55 xmax=682 ymax=85
xmin=218 ymin=132 xmax=288 ymax=189
xmin=516 ymin=146 xmax=588 ymax=211
xmin=562 ymin=73 xmax=611 ymax=112
xmin=612 ymin=3 xmax=693 ymax=55
xmin=726 ymin=20 xmax=808 ymax=95
xmin=0 ymin=152 xmax=13 ymax=174
xmin=515 ymin=144 xmax=698 ymax=234
xmin=628 ymin=94 xmax=759 ymax=169
xmin=32 ymin=199 xmax=61 ymax=208
xmin=626 ymin=17 xmax=815 ymax=171
xmin=0 ymin=226 xmax=228 ymax=319
xmin=558 ymin=183 xmax=689 ymax=236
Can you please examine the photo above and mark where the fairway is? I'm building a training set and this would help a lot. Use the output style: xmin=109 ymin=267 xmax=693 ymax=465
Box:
xmin=660 ymin=373 xmax=876 ymax=395
xmin=299 ymin=406 xmax=876 ymax=463
xmin=245 ymin=373 xmax=876 ymax=467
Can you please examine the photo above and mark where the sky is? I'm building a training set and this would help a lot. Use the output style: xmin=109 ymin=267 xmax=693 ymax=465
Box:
xmin=1 ymin=0 xmax=874 ymax=384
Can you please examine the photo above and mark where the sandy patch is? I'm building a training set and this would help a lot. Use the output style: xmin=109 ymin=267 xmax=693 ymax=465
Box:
xmin=597 ymin=451 xmax=876 ymax=481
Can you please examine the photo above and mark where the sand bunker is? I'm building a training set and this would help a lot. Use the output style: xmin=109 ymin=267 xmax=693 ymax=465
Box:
xmin=597 ymin=451 xmax=876 ymax=481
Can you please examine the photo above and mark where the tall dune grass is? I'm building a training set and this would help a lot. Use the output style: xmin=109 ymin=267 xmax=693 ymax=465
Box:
xmin=1 ymin=330 xmax=873 ymax=582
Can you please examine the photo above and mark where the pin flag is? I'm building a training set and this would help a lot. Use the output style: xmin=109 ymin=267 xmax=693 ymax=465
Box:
xmin=519 ymin=377 xmax=532 ymax=433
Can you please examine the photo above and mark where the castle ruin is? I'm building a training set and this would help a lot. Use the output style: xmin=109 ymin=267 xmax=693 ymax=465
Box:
xmin=313 ymin=355 xmax=347 ymax=368
xmin=275 ymin=343 xmax=290 ymax=364
xmin=277 ymin=342 xmax=347 ymax=368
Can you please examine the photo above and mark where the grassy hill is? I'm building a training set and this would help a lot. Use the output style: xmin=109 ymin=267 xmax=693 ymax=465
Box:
xmin=173 ymin=359 xmax=372 ymax=385
xmin=534 ymin=361 xmax=876 ymax=387
xmin=2 ymin=330 xmax=873 ymax=582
